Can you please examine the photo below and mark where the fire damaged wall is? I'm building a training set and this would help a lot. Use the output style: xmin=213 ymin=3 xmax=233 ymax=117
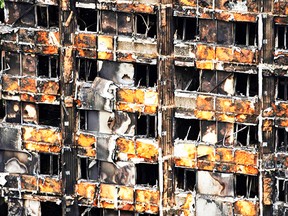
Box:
xmin=0 ymin=0 xmax=287 ymax=215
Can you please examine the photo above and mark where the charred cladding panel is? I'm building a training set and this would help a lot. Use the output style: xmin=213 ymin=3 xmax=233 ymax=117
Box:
xmin=0 ymin=0 xmax=285 ymax=215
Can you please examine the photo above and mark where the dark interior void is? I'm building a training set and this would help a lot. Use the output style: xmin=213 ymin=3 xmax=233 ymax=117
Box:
xmin=0 ymin=7 xmax=4 ymax=23
xmin=40 ymin=153 xmax=59 ymax=175
xmin=135 ymin=64 xmax=157 ymax=87
xmin=174 ymin=17 xmax=197 ymax=40
xmin=37 ymin=6 xmax=59 ymax=28
xmin=278 ymin=77 xmax=288 ymax=100
xmin=235 ymin=73 xmax=258 ymax=97
xmin=276 ymin=25 xmax=288 ymax=49
xmin=38 ymin=104 xmax=61 ymax=127
xmin=136 ymin=13 xmax=157 ymax=38
xmin=0 ymin=100 xmax=5 ymax=120
xmin=174 ymin=118 xmax=200 ymax=140
xmin=38 ymin=55 xmax=59 ymax=78
xmin=175 ymin=167 xmax=196 ymax=191
xmin=277 ymin=128 xmax=288 ymax=152
xmin=0 ymin=198 xmax=8 ymax=215
xmin=235 ymin=174 xmax=258 ymax=198
xmin=136 ymin=163 xmax=158 ymax=185
xmin=77 ymin=58 xmax=97 ymax=81
xmin=41 ymin=202 xmax=62 ymax=216
xmin=174 ymin=66 xmax=199 ymax=91
xmin=236 ymin=124 xmax=258 ymax=146
xmin=278 ymin=179 xmax=288 ymax=202
xmin=136 ymin=115 xmax=156 ymax=137
xmin=235 ymin=22 xmax=257 ymax=46
xmin=77 ymin=8 xmax=98 ymax=31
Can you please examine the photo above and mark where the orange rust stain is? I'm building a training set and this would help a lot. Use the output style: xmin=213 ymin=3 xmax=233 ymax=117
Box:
xmin=39 ymin=177 xmax=62 ymax=194
xmin=135 ymin=189 xmax=159 ymax=205
xmin=42 ymin=46 xmax=59 ymax=55
xmin=99 ymin=201 xmax=114 ymax=209
xmin=77 ymin=48 xmax=97 ymax=59
xmin=21 ymin=175 xmax=37 ymax=191
xmin=100 ymin=184 xmax=116 ymax=200
xmin=38 ymin=95 xmax=58 ymax=103
xmin=215 ymin=148 xmax=234 ymax=163
xmin=196 ymin=61 xmax=214 ymax=70
xmin=234 ymin=150 xmax=257 ymax=166
xmin=263 ymin=119 xmax=273 ymax=132
xmin=196 ymin=44 xmax=215 ymax=60
xmin=116 ymin=137 xmax=135 ymax=155
xmin=279 ymin=119 xmax=288 ymax=127
xmin=97 ymin=51 xmax=113 ymax=60
xmin=181 ymin=194 xmax=193 ymax=210
xmin=76 ymin=182 xmax=97 ymax=200
xmin=77 ymin=133 xmax=96 ymax=147
xmin=196 ymin=95 xmax=214 ymax=111
xmin=144 ymin=105 xmax=157 ymax=114
xmin=37 ymin=31 xmax=49 ymax=44
xmin=216 ymin=98 xmax=236 ymax=113
xmin=116 ymin=102 xmax=143 ymax=113
xmin=197 ymin=145 xmax=215 ymax=161
xmin=75 ymin=33 xmax=96 ymax=49
xmin=21 ymin=77 xmax=37 ymax=93
xmin=235 ymin=165 xmax=258 ymax=175
xmin=194 ymin=110 xmax=215 ymax=120
xmin=233 ymin=13 xmax=257 ymax=22
xmin=178 ymin=0 xmax=197 ymax=6
xmin=234 ymin=200 xmax=258 ymax=216
xmin=2 ymin=75 xmax=19 ymax=92
xmin=21 ymin=94 xmax=35 ymax=102
xmin=117 ymin=53 xmax=135 ymax=62
xmin=64 ymin=47 xmax=73 ymax=83
xmin=263 ymin=178 xmax=273 ymax=205
xmin=118 ymin=203 xmax=134 ymax=211
xmin=215 ymin=46 xmax=233 ymax=62
xmin=82 ymin=147 xmax=96 ymax=157
xmin=233 ymin=48 xmax=257 ymax=64
xmin=197 ymin=160 xmax=215 ymax=171
xmin=135 ymin=89 xmax=145 ymax=104
xmin=40 ymin=81 xmax=59 ymax=95
xmin=136 ymin=141 xmax=158 ymax=161
xmin=117 ymin=3 xmax=154 ymax=13
xmin=24 ymin=142 xmax=61 ymax=153
xmin=235 ymin=99 xmax=256 ymax=115
xmin=216 ymin=113 xmax=235 ymax=123
xmin=118 ymin=186 xmax=134 ymax=202
xmin=117 ymin=89 xmax=135 ymax=103
xmin=22 ymin=126 xmax=62 ymax=145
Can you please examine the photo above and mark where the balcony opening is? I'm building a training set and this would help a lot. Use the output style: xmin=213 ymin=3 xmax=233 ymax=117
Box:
xmin=235 ymin=22 xmax=257 ymax=46
xmin=41 ymin=202 xmax=61 ymax=216
xmin=136 ymin=115 xmax=156 ymax=137
xmin=135 ymin=64 xmax=157 ymax=87
xmin=40 ymin=153 xmax=59 ymax=175
xmin=175 ymin=118 xmax=200 ymax=141
xmin=136 ymin=13 xmax=157 ymax=38
xmin=77 ymin=8 xmax=98 ymax=32
xmin=38 ymin=104 xmax=61 ymax=127
xmin=136 ymin=163 xmax=158 ymax=185
xmin=174 ymin=17 xmax=197 ymax=41
xmin=175 ymin=66 xmax=199 ymax=91
xmin=175 ymin=167 xmax=196 ymax=191
xmin=38 ymin=55 xmax=59 ymax=78
xmin=235 ymin=174 xmax=258 ymax=198
xmin=77 ymin=58 xmax=97 ymax=81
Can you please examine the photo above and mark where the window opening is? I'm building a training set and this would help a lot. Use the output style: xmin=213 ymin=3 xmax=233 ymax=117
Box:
xmin=77 ymin=58 xmax=97 ymax=81
xmin=175 ymin=118 xmax=200 ymax=141
xmin=277 ymin=76 xmax=288 ymax=100
xmin=174 ymin=66 xmax=199 ymax=91
xmin=77 ymin=8 xmax=98 ymax=31
xmin=275 ymin=25 xmax=288 ymax=49
xmin=135 ymin=13 xmax=157 ymax=38
xmin=235 ymin=22 xmax=257 ymax=46
xmin=38 ymin=104 xmax=61 ymax=127
xmin=235 ymin=174 xmax=258 ymax=198
xmin=134 ymin=64 xmax=157 ymax=87
xmin=40 ymin=153 xmax=59 ymax=175
xmin=36 ymin=6 xmax=59 ymax=28
xmin=234 ymin=124 xmax=258 ymax=147
xmin=136 ymin=163 xmax=158 ymax=185
xmin=175 ymin=167 xmax=196 ymax=191
xmin=278 ymin=179 xmax=288 ymax=202
xmin=276 ymin=128 xmax=288 ymax=152
xmin=38 ymin=55 xmax=59 ymax=78
xmin=136 ymin=115 xmax=156 ymax=137
xmin=174 ymin=17 xmax=197 ymax=41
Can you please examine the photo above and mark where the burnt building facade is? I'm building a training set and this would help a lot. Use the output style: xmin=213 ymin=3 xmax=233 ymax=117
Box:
xmin=0 ymin=0 xmax=286 ymax=215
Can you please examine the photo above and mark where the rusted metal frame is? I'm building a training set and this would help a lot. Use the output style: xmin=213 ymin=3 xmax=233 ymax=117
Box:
xmin=158 ymin=1 xmax=174 ymax=215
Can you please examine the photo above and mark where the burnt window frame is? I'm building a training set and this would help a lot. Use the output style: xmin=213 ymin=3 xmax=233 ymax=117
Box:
xmin=174 ymin=167 xmax=196 ymax=191
xmin=77 ymin=57 xmax=98 ymax=81
xmin=174 ymin=16 xmax=198 ymax=41
xmin=276 ymin=178 xmax=288 ymax=202
xmin=136 ymin=115 xmax=157 ymax=138
xmin=39 ymin=153 xmax=60 ymax=176
xmin=134 ymin=13 xmax=157 ymax=38
xmin=134 ymin=63 xmax=157 ymax=88
xmin=277 ymin=76 xmax=288 ymax=100
xmin=36 ymin=5 xmax=59 ymax=28
xmin=79 ymin=157 xmax=99 ymax=180
xmin=37 ymin=55 xmax=60 ymax=78
xmin=275 ymin=24 xmax=288 ymax=49
xmin=234 ymin=123 xmax=258 ymax=147
xmin=234 ymin=21 xmax=258 ymax=46
xmin=276 ymin=127 xmax=288 ymax=152
xmin=174 ymin=66 xmax=200 ymax=91
xmin=76 ymin=7 xmax=99 ymax=32
xmin=234 ymin=72 xmax=258 ymax=97
xmin=235 ymin=174 xmax=259 ymax=198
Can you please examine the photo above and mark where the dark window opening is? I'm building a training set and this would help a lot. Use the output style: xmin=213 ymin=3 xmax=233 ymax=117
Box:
xmin=79 ymin=207 xmax=102 ymax=216
xmin=278 ymin=179 xmax=288 ymax=202
xmin=175 ymin=118 xmax=200 ymax=141
xmin=277 ymin=128 xmax=288 ymax=152
xmin=235 ymin=22 xmax=257 ymax=46
xmin=37 ymin=6 xmax=59 ymax=28
xmin=38 ymin=104 xmax=61 ymax=127
xmin=5 ymin=101 xmax=21 ymax=123
xmin=101 ymin=10 xmax=116 ymax=35
xmin=80 ymin=157 xmax=88 ymax=179
xmin=275 ymin=25 xmax=288 ymax=49
xmin=79 ymin=110 xmax=87 ymax=130
xmin=40 ymin=153 xmax=59 ymax=175
xmin=136 ymin=163 xmax=158 ymax=185
xmin=77 ymin=8 xmax=98 ymax=32
xmin=235 ymin=124 xmax=258 ymax=147
xmin=235 ymin=73 xmax=258 ymax=97
xmin=0 ymin=198 xmax=8 ymax=215
xmin=136 ymin=115 xmax=156 ymax=137
xmin=135 ymin=64 xmax=157 ymax=87
xmin=235 ymin=174 xmax=258 ymax=198
xmin=77 ymin=58 xmax=97 ymax=81
xmin=175 ymin=167 xmax=196 ymax=191
xmin=174 ymin=17 xmax=197 ymax=41
xmin=0 ymin=7 xmax=4 ymax=23
xmin=118 ymin=12 xmax=133 ymax=35
xmin=38 ymin=55 xmax=59 ymax=78
xmin=79 ymin=158 xmax=99 ymax=180
xmin=4 ymin=52 xmax=20 ymax=75
xmin=0 ymin=100 xmax=5 ymax=120
xmin=174 ymin=66 xmax=199 ymax=91
xmin=41 ymin=202 xmax=61 ymax=216
xmin=136 ymin=13 xmax=157 ymax=38
xmin=278 ymin=77 xmax=288 ymax=100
